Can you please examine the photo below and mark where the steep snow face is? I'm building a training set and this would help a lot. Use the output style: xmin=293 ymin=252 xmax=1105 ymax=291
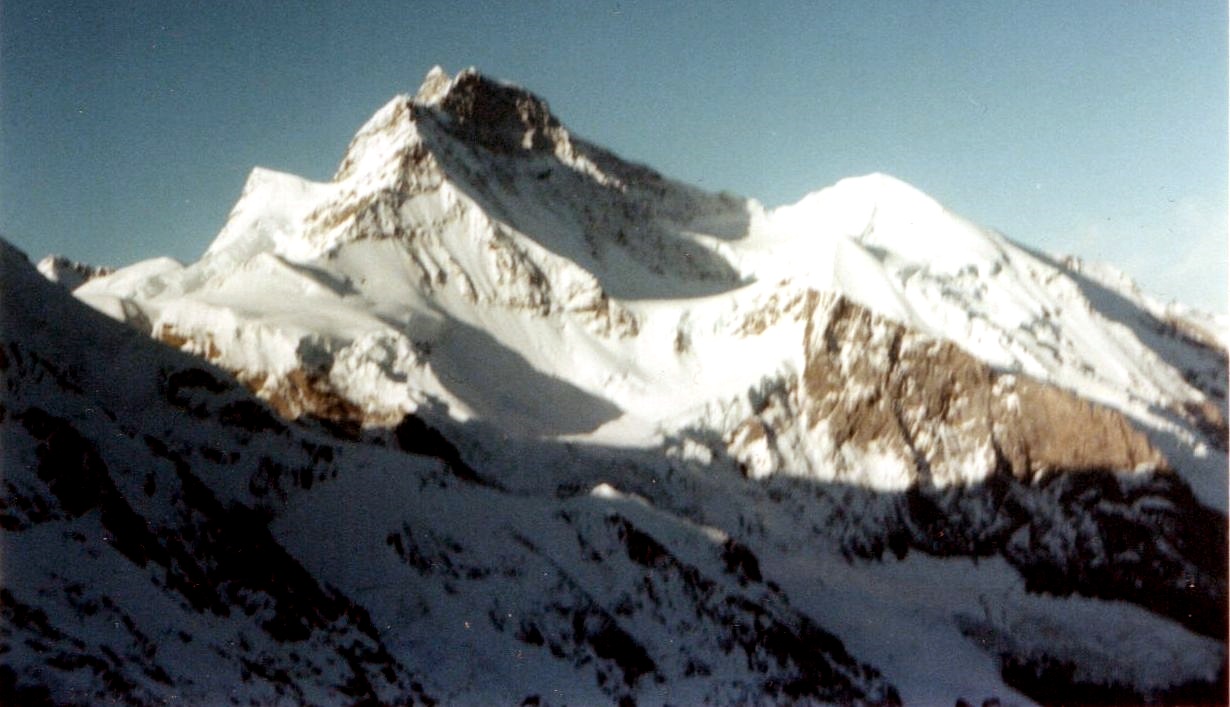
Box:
xmin=73 ymin=66 xmax=1225 ymax=502
xmin=204 ymin=167 xmax=339 ymax=262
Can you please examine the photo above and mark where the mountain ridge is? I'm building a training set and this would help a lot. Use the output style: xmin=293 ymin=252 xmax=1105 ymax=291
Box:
xmin=71 ymin=67 xmax=1226 ymax=503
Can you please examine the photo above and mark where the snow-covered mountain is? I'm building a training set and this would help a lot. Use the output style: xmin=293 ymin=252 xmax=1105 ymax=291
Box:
xmin=4 ymin=66 xmax=1227 ymax=704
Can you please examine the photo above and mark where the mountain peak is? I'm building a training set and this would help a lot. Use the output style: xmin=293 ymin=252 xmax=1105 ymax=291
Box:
xmin=332 ymin=67 xmax=571 ymax=185
xmin=425 ymin=66 xmax=565 ymax=154
xmin=36 ymin=254 xmax=113 ymax=290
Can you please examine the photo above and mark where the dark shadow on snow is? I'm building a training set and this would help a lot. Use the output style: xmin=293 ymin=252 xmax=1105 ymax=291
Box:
xmin=428 ymin=316 xmax=622 ymax=437
xmin=400 ymin=406 xmax=1229 ymax=707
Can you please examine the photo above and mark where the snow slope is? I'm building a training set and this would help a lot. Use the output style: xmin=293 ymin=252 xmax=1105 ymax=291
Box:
xmin=13 ymin=66 xmax=1228 ymax=704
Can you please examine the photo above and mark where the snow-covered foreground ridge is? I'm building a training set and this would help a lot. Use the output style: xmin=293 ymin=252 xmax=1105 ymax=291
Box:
xmin=3 ymin=67 xmax=1226 ymax=704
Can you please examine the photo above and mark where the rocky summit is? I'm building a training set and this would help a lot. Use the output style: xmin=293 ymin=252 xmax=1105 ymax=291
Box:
xmin=2 ymin=67 xmax=1226 ymax=705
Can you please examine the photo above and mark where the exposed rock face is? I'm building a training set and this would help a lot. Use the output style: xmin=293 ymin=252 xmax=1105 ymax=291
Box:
xmin=433 ymin=69 xmax=565 ymax=154
xmin=729 ymin=291 xmax=1166 ymax=486
xmin=997 ymin=379 xmax=1164 ymax=476
xmin=1185 ymin=398 xmax=1228 ymax=451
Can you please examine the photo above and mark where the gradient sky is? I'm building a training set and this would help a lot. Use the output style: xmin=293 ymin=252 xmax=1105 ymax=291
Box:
xmin=3 ymin=1 xmax=1226 ymax=311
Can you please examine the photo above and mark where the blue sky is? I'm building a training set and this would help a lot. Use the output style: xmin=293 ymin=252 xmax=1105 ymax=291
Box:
xmin=2 ymin=1 xmax=1225 ymax=310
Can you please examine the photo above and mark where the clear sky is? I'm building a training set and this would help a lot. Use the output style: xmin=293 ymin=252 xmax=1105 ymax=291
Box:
xmin=3 ymin=1 xmax=1226 ymax=311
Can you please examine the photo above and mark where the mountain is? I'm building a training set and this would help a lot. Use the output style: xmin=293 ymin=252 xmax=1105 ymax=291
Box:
xmin=4 ymin=66 xmax=1227 ymax=705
